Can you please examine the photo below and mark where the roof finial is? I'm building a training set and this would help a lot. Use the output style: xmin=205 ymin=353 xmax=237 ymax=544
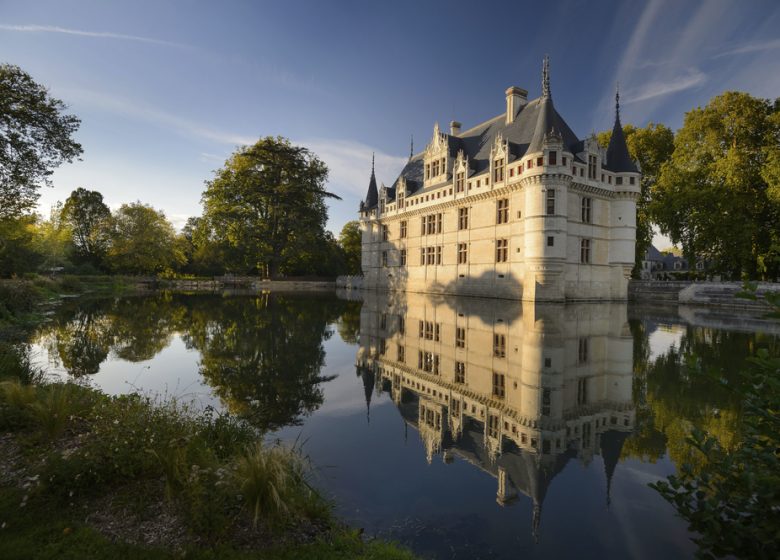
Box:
xmin=410 ymin=134 xmax=414 ymax=160
xmin=542 ymin=54 xmax=550 ymax=97
xmin=615 ymin=82 xmax=621 ymax=121
xmin=371 ymin=152 xmax=375 ymax=174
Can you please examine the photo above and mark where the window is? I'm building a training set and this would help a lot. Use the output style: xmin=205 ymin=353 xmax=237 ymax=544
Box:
xmin=546 ymin=189 xmax=556 ymax=215
xmin=562 ymin=156 xmax=567 ymax=166
xmin=458 ymin=207 xmax=469 ymax=230
xmin=435 ymin=246 xmax=442 ymax=265
xmin=382 ymin=251 xmax=388 ymax=267
xmin=424 ymin=163 xmax=430 ymax=180
xmin=454 ymin=361 xmax=466 ymax=384
xmin=581 ymin=197 xmax=592 ymax=223
xmin=527 ymin=159 xmax=534 ymax=169
xmin=431 ymin=159 xmax=439 ymax=177
xmin=379 ymin=339 xmax=386 ymax=355
xmin=418 ymin=320 xmax=424 ymax=338
xmin=494 ymin=158 xmax=504 ymax=182
xmin=455 ymin=327 xmax=466 ymax=348
xmin=536 ymin=156 xmax=543 ymax=167
xmin=457 ymin=243 xmax=468 ymax=264
xmin=549 ymin=151 xmax=557 ymax=165
xmin=547 ymin=236 xmax=554 ymax=247
xmin=578 ymin=337 xmax=588 ymax=364
xmin=496 ymin=198 xmax=509 ymax=224
xmin=400 ymin=249 xmax=406 ymax=266
xmin=630 ymin=177 xmax=636 ymax=185
xmin=542 ymin=388 xmax=551 ymax=416
xmin=616 ymin=176 xmax=623 ymax=186
xmin=580 ymin=239 xmax=591 ymax=264
xmin=492 ymin=372 xmax=506 ymax=399
xmin=493 ymin=334 xmax=506 ymax=358
xmin=496 ymin=239 xmax=508 ymax=262
xmin=426 ymin=246 xmax=435 ymax=265
xmin=397 ymin=345 xmax=405 ymax=363
xmin=436 ymin=213 xmax=442 ymax=233
xmin=420 ymin=248 xmax=425 ymax=265
xmin=399 ymin=316 xmax=405 ymax=335
xmin=588 ymin=155 xmax=597 ymax=179
xmin=421 ymin=321 xmax=439 ymax=341
xmin=400 ymin=220 xmax=407 ymax=238
xmin=488 ymin=414 xmax=500 ymax=438
xmin=455 ymin=171 xmax=465 ymax=192
xmin=382 ymin=225 xmax=388 ymax=241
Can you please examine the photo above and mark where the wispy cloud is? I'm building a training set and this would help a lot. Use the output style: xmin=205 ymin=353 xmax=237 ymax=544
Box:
xmin=622 ymin=69 xmax=706 ymax=104
xmin=714 ymin=38 xmax=780 ymax=58
xmin=0 ymin=24 xmax=189 ymax=49
xmin=62 ymin=88 xmax=255 ymax=146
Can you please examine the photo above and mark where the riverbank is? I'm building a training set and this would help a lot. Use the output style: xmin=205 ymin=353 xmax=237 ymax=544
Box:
xmin=0 ymin=279 xmax=415 ymax=559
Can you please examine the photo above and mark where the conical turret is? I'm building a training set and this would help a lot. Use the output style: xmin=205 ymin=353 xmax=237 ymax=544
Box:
xmin=528 ymin=55 xmax=559 ymax=154
xmin=364 ymin=153 xmax=379 ymax=209
xmin=605 ymin=87 xmax=638 ymax=173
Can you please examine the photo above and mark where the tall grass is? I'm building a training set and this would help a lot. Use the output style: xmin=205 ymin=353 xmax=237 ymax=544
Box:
xmin=234 ymin=442 xmax=324 ymax=529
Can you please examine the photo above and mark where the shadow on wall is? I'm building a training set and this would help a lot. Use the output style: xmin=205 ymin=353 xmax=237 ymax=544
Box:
xmin=427 ymin=269 xmax=523 ymax=301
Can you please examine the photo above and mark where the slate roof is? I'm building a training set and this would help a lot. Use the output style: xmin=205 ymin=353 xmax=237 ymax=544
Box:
xmin=362 ymin=91 xmax=582 ymax=209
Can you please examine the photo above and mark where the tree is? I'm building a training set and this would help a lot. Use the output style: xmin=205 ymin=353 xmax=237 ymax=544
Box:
xmin=598 ymin=123 xmax=675 ymax=276
xmin=34 ymin=203 xmax=74 ymax=271
xmin=0 ymin=64 xmax=82 ymax=219
xmin=651 ymin=92 xmax=780 ymax=279
xmin=200 ymin=137 xmax=337 ymax=277
xmin=339 ymin=220 xmax=362 ymax=275
xmin=61 ymin=188 xmax=111 ymax=266
xmin=106 ymin=202 xmax=184 ymax=274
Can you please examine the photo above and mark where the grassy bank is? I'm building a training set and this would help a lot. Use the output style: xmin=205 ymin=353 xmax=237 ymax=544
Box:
xmin=0 ymin=275 xmax=133 ymax=335
xmin=0 ymin=378 xmax=414 ymax=559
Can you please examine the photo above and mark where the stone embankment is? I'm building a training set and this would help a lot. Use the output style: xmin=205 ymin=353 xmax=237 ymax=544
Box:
xmin=143 ymin=277 xmax=336 ymax=292
xmin=629 ymin=280 xmax=780 ymax=310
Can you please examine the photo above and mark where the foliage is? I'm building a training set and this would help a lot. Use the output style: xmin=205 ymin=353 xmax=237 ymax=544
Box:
xmin=107 ymin=202 xmax=185 ymax=274
xmin=33 ymin=203 xmax=74 ymax=271
xmin=61 ymin=188 xmax=111 ymax=266
xmin=649 ymin=289 xmax=780 ymax=558
xmin=0 ymin=215 xmax=41 ymax=277
xmin=339 ymin=220 xmax=362 ymax=275
xmin=650 ymin=91 xmax=780 ymax=279
xmin=200 ymin=137 xmax=338 ymax=277
xmin=0 ymin=64 xmax=82 ymax=219
xmin=597 ymin=122 xmax=675 ymax=276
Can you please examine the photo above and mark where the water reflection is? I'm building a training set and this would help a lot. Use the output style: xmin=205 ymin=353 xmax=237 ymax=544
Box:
xmin=36 ymin=293 xmax=359 ymax=431
xmin=354 ymin=291 xmax=635 ymax=539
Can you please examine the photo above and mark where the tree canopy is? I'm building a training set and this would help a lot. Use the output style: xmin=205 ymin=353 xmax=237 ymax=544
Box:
xmin=651 ymin=92 xmax=780 ymax=279
xmin=339 ymin=220 xmax=362 ymax=275
xmin=61 ymin=188 xmax=111 ymax=266
xmin=200 ymin=137 xmax=338 ymax=277
xmin=0 ymin=64 xmax=82 ymax=219
xmin=107 ymin=202 xmax=184 ymax=274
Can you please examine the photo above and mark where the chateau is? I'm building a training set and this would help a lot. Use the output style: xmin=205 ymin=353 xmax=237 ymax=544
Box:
xmin=354 ymin=291 xmax=634 ymax=538
xmin=359 ymin=58 xmax=640 ymax=301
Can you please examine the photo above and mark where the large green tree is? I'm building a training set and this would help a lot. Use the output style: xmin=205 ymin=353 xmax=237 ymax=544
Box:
xmin=339 ymin=220 xmax=362 ymax=275
xmin=651 ymin=92 xmax=780 ymax=279
xmin=200 ymin=137 xmax=337 ymax=277
xmin=107 ymin=202 xmax=184 ymax=274
xmin=598 ymin=123 xmax=675 ymax=276
xmin=0 ymin=64 xmax=82 ymax=219
xmin=61 ymin=188 xmax=111 ymax=266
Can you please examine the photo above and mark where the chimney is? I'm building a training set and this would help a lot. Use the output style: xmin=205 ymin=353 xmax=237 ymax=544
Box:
xmin=505 ymin=86 xmax=528 ymax=124
xmin=450 ymin=120 xmax=462 ymax=135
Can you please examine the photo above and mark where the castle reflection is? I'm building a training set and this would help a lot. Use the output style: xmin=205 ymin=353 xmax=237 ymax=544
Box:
xmin=354 ymin=292 xmax=635 ymax=540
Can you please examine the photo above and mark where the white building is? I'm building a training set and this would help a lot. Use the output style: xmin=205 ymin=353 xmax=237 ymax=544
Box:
xmin=359 ymin=58 xmax=641 ymax=301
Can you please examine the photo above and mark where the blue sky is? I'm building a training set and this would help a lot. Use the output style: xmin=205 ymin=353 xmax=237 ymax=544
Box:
xmin=2 ymin=0 xmax=779 ymax=247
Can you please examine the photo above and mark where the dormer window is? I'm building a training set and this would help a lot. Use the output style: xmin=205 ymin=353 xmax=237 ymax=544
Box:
xmin=549 ymin=151 xmax=557 ymax=165
xmin=494 ymin=158 xmax=504 ymax=182
xmin=588 ymin=155 xmax=597 ymax=179
xmin=455 ymin=171 xmax=465 ymax=192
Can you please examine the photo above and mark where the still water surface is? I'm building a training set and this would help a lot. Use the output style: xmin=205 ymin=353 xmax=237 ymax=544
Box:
xmin=29 ymin=291 xmax=780 ymax=559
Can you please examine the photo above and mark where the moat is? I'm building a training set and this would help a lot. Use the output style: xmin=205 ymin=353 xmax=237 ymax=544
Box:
xmin=27 ymin=291 xmax=780 ymax=559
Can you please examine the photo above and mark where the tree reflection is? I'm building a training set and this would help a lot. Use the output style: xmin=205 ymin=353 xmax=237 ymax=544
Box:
xmin=181 ymin=294 xmax=347 ymax=431
xmin=35 ymin=293 xmax=351 ymax=432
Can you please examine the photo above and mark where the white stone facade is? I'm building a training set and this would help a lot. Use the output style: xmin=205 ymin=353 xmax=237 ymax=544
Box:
xmin=360 ymin=63 xmax=640 ymax=301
